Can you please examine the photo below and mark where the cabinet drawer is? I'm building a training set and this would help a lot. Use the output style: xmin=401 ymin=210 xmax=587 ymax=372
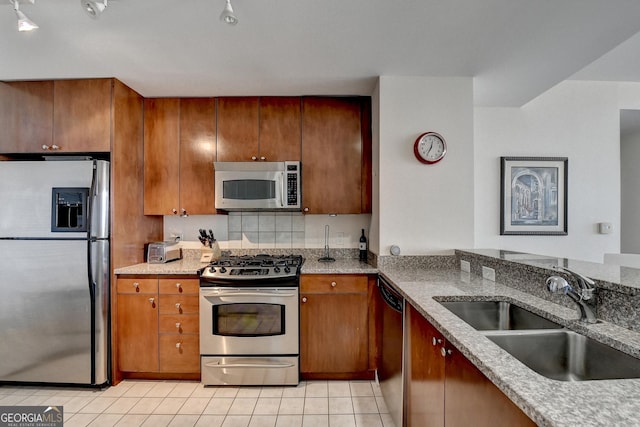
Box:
xmin=159 ymin=314 xmax=199 ymax=335
xmin=301 ymin=275 xmax=368 ymax=293
xmin=159 ymin=278 xmax=199 ymax=295
xmin=159 ymin=334 xmax=200 ymax=373
xmin=117 ymin=278 xmax=158 ymax=294
xmin=159 ymin=295 xmax=199 ymax=314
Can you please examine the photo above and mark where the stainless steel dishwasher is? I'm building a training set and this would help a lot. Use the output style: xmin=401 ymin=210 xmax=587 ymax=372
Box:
xmin=377 ymin=277 xmax=404 ymax=427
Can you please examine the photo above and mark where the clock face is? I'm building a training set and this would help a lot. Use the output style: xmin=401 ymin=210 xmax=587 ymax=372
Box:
xmin=414 ymin=132 xmax=446 ymax=164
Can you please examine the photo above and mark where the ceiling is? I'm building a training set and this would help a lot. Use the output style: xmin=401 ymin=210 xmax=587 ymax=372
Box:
xmin=3 ymin=0 xmax=640 ymax=107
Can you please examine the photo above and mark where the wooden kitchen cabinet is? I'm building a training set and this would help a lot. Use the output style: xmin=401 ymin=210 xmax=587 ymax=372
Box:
xmin=216 ymin=96 xmax=301 ymax=162
xmin=301 ymin=96 xmax=372 ymax=214
xmin=0 ymin=81 xmax=53 ymax=153
xmin=53 ymin=79 xmax=112 ymax=152
xmin=0 ymin=78 xmax=113 ymax=154
xmin=115 ymin=275 xmax=200 ymax=379
xmin=300 ymin=274 xmax=376 ymax=379
xmin=405 ymin=304 xmax=535 ymax=427
xmin=143 ymin=98 xmax=216 ymax=216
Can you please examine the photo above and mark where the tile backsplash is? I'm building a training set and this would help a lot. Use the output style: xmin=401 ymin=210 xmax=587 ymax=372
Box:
xmin=164 ymin=213 xmax=371 ymax=251
xmin=228 ymin=212 xmax=306 ymax=249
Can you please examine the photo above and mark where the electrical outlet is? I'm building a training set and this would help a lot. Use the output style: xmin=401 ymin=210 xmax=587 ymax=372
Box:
xmin=169 ymin=232 xmax=183 ymax=242
xmin=460 ymin=260 xmax=471 ymax=272
xmin=482 ymin=266 xmax=495 ymax=281
xmin=335 ymin=232 xmax=345 ymax=247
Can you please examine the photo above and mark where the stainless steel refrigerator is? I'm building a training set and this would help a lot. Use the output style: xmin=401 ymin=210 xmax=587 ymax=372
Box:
xmin=0 ymin=159 xmax=110 ymax=386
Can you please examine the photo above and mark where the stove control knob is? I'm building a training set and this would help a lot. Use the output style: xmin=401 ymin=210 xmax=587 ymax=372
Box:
xmin=220 ymin=267 xmax=227 ymax=273
xmin=209 ymin=267 xmax=216 ymax=273
xmin=274 ymin=266 xmax=281 ymax=273
xmin=284 ymin=266 xmax=291 ymax=273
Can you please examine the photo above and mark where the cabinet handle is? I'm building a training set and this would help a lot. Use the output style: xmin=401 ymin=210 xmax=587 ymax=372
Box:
xmin=172 ymin=208 xmax=178 ymax=214
xmin=51 ymin=144 xmax=60 ymax=150
xmin=441 ymin=347 xmax=452 ymax=357
xmin=251 ymin=156 xmax=257 ymax=161
xmin=331 ymin=281 xmax=337 ymax=287
xmin=432 ymin=337 xmax=442 ymax=346
xmin=175 ymin=303 xmax=181 ymax=310
xmin=260 ymin=156 xmax=266 ymax=161
xmin=176 ymin=342 xmax=181 ymax=349
xmin=303 ymin=207 xmax=309 ymax=212
xmin=302 ymin=297 xmax=308 ymax=303
xmin=175 ymin=322 xmax=181 ymax=330
xmin=180 ymin=208 xmax=188 ymax=217
xmin=133 ymin=282 xmax=140 ymax=290
xmin=42 ymin=144 xmax=50 ymax=150
xmin=175 ymin=283 xmax=182 ymax=290
xmin=148 ymin=297 xmax=155 ymax=304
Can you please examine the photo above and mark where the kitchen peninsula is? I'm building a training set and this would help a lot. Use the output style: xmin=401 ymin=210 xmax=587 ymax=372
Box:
xmin=115 ymin=248 xmax=640 ymax=426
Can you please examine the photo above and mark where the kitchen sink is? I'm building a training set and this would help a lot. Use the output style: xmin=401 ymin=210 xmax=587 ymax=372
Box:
xmin=486 ymin=330 xmax=640 ymax=381
xmin=439 ymin=300 xmax=563 ymax=330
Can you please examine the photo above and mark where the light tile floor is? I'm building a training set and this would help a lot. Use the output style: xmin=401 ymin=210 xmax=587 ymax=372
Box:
xmin=0 ymin=380 xmax=395 ymax=427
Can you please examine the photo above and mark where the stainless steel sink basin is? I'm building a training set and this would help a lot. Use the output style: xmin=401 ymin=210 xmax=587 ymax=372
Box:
xmin=439 ymin=300 xmax=563 ymax=330
xmin=486 ymin=330 xmax=640 ymax=381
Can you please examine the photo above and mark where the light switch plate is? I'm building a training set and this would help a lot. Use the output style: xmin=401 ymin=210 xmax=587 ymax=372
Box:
xmin=482 ymin=266 xmax=496 ymax=281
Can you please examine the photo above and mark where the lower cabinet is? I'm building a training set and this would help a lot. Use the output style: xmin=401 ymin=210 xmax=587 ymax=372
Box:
xmin=115 ymin=275 xmax=200 ymax=381
xmin=300 ymin=274 xmax=377 ymax=379
xmin=405 ymin=303 xmax=535 ymax=427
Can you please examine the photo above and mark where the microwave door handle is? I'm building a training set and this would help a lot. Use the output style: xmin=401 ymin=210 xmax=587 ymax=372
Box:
xmin=280 ymin=172 xmax=285 ymax=207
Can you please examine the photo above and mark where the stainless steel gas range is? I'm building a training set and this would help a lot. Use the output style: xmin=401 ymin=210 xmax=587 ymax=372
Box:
xmin=199 ymin=254 xmax=304 ymax=386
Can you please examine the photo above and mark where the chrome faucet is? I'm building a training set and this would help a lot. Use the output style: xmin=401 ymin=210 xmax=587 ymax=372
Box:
xmin=546 ymin=266 xmax=597 ymax=324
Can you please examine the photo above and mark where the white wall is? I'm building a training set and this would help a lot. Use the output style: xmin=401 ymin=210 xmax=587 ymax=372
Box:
xmin=621 ymin=127 xmax=640 ymax=254
xmin=474 ymin=81 xmax=621 ymax=262
xmin=375 ymin=76 xmax=475 ymax=256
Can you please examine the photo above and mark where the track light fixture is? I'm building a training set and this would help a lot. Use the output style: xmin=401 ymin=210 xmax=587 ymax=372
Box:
xmin=81 ymin=0 xmax=108 ymax=19
xmin=11 ymin=0 xmax=38 ymax=32
xmin=220 ymin=0 xmax=238 ymax=25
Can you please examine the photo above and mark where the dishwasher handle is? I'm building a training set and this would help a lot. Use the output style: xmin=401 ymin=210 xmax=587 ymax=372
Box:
xmin=378 ymin=278 xmax=403 ymax=313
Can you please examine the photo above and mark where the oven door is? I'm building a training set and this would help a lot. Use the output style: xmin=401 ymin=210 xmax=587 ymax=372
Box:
xmin=199 ymin=287 xmax=299 ymax=355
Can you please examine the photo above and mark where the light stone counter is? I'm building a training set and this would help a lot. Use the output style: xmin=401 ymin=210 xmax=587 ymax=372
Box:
xmin=380 ymin=266 xmax=640 ymax=427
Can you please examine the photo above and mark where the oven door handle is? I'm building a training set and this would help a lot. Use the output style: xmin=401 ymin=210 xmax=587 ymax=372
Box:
xmin=202 ymin=291 xmax=298 ymax=298
xmin=204 ymin=361 xmax=296 ymax=369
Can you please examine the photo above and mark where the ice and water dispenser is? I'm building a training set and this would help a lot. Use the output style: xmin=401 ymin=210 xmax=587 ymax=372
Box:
xmin=51 ymin=188 xmax=89 ymax=232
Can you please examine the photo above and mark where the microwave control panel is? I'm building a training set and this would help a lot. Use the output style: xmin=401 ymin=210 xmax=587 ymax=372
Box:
xmin=285 ymin=162 xmax=301 ymax=208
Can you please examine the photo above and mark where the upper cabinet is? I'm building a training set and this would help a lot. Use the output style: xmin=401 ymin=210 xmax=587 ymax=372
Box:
xmin=53 ymin=79 xmax=112 ymax=152
xmin=0 ymin=81 xmax=53 ymax=153
xmin=0 ymin=78 xmax=113 ymax=154
xmin=217 ymin=97 xmax=301 ymax=162
xmin=302 ymin=97 xmax=372 ymax=214
xmin=144 ymin=98 xmax=216 ymax=216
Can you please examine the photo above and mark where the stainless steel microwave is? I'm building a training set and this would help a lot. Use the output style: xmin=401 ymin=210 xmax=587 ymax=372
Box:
xmin=214 ymin=161 xmax=301 ymax=211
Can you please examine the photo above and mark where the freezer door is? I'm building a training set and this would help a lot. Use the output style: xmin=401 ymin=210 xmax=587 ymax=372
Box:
xmin=0 ymin=240 xmax=98 ymax=384
xmin=0 ymin=160 xmax=95 ymax=238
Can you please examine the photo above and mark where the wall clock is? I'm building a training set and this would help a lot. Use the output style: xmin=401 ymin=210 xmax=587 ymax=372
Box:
xmin=414 ymin=132 xmax=447 ymax=164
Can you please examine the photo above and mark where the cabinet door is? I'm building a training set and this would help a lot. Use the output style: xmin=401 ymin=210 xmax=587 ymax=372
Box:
xmin=406 ymin=304 xmax=445 ymax=427
xmin=259 ymin=97 xmax=301 ymax=161
xmin=0 ymin=81 xmax=53 ymax=153
xmin=117 ymin=293 xmax=159 ymax=372
xmin=444 ymin=347 xmax=536 ymax=427
xmin=53 ymin=79 xmax=112 ymax=152
xmin=216 ymin=97 xmax=259 ymax=162
xmin=300 ymin=284 xmax=368 ymax=376
xmin=179 ymin=98 xmax=216 ymax=215
xmin=302 ymin=97 xmax=364 ymax=214
xmin=144 ymin=98 xmax=180 ymax=215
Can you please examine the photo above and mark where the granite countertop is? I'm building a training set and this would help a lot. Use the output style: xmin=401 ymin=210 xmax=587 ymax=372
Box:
xmin=380 ymin=266 xmax=640 ymax=427
xmin=114 ymin=256 xmax=377 ymax=276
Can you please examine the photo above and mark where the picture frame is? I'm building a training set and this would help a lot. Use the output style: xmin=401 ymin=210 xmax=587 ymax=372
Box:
xmin=500 ymin=156 xmax=568 ymax=236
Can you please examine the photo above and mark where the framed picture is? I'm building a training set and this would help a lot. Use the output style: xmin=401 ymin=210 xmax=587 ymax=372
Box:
xmin=500 ymin=157 xmax=568 ymax=235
